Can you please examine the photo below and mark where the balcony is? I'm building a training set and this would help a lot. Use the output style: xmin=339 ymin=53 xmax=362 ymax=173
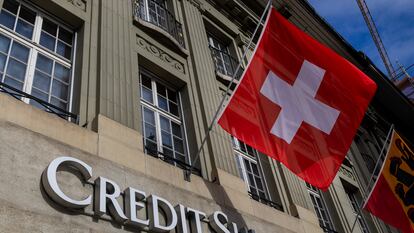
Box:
xmin=133 ymin=0 xmax=185 ymax=50
xmin=209 ymin=46 xmax=244 ymax=83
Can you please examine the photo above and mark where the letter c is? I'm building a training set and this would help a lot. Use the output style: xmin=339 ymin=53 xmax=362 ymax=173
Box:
xmin=42 ymin=156 xmax=92 ymax=209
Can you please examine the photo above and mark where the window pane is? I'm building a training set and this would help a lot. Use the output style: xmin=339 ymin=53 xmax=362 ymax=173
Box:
xmin=161 ymin=131 xmax=172 ymax=148
xmin=0 ymin=34 xmax=11 ymax=53
xmin=39 ymin=32 xmax=56 ymax=51
xmin=144 ymin=123 xmax=157 ymax=141
xmin=42 ymin=19 xmax=57 ymax=36
xmin=4 ymin=75 xmax=23 ymax=90
xmin=156 ymin=82 xmax=166 ymax=97
xmin=174 ymin=137 xmax=184 ymax=154
xmin=163 ymin=147 xmax=173 ymax=158
xmin=0 ymin=10 xmax=16 ymax=30
xmin=160 ymin=115 xmax=170 ymax=131
xmin=15 ymin=19 xmax=33 ymax=39
xmin=33 ymin=70 xmax=51 ymax=92
xmin=50 ymin=96 xmax=67 ymax=110
xmin=36 ymin=54 xmax=53 ymax=74
xmin=255 ymin=177 xmax=263 ymax=190
xmin=18 ymin=6 xmax=36 ymax=24
xmin=58 ymin=27 xmax=72 ymax=45
xmin=54 ymin=63 xmax=70 ymax=83
xmin=3 ymin=0 xmax=19 ymax=14
xmin=141 ymin=87 xmax=153 ymax=103
xmin=251 ymin=163 xmax=259 ymax=175
xmin=141 ymin=75 xmax=152 ymax=89
xmin=143 ymin=108 xmax=155 ymax=125
xmin=167 ymin=89 xmax=177 ymax=103
xmin=0 ymin=54 xmax=6 ymax=72
xmin=169 ymin=101 xmax=179 ymax=116
xmin=145 ymin=139 xmax=158 ymax=156
xmin=172 ymin=122 xmax=182 ymax=137
xmin=6 ymin=58 xmax=26 ymax=81
xmin=248 ymin=173 xmax=255 ymax=185
xmin=10 ymin=42 xmax=29 ymax=62
xmin=31 ymin=88 xmax=48 ymax=102
xmin=51 ymin=80 xmax=68 ymax=100
xmin=56 ymin=41 xmax=71 ymax=60
xmin=158 ymin=95 xmax=168 ymax=111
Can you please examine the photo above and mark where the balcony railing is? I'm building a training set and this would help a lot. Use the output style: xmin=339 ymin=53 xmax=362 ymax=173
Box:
xmin=133 ymin=0 xmax=185 ymax=48
xmin=0 ymin=81 xmax=78 ymax=122
xmin=209 ymin=46 xmax=244 ymax=80
xmin=248 ymin=191 xmax=284 ymax=211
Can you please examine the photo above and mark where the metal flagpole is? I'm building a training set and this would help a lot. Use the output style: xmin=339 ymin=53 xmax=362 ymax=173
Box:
xmin=184 ymin=0 xmax=273 ymax=181
xmin=349 ymin=124 xmax=394 ymax=233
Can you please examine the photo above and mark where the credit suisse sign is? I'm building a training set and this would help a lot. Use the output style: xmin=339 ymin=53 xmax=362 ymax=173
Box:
xmin=41 ymin=157 xmax=255 ymax=233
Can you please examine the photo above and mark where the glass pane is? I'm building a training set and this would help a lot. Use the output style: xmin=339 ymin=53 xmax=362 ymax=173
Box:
xmin=156 ymin=82 xmax=166 ymax=97
xmin=18 ymin=6 xmax=36 ymax=24
xmin=0 ymin=34 xmax=11 ymax=53
xmin=3 ymin=0 xmax=19 ymax=14
xmin=143 ymin=108 xmax=155 ymax=125
xmin=145 ymin=139 xmax=158 ymax=156
xmin=10 ymin=42 xmax=29 ymax=62
xmin=144 ymin=123 xmax=157 ymax=141
xmin=15 ymin=19 xmax=34 ymax=39
xmin=161 ymin=131 xmax=172 ymax=148
xmin=248 ymin=173 xmax=255 ymax=185
xmin=169 ymin=101 xmax=179 ymax=116
xmin=39 ymin=32 xmax=56 ymax=51
xmin=42 ymin=19 xmax=57 ymax=36
xmin=255 ymin=177 xmax=263 ymax=190
xmin=50 ymin=96 xmax=67 ymax=110
xmin=159 ymin=115 xmax=170 ymax=131
xmin=0 ymin=54 xmax=6 ymax=72
xmin=172 ymin=122 xmax=182 ymax=137
xmin=36 ymin=54 xmax=53 ymax=74
xmin=58 ymin=27 xmax=72 ymax=45
xmin=0 ymin=10 xmax=16 ymax=30
xmin=31 ymin=88 xmax=48 ymax=102
xmin=259 ymin=191 xmax=266 ymax=199
xmin=163 ymin=147 xmax=173 ymax=158
xmin=173 ymin=137 xmax=184 ymax=154
xmin=6 ymin=58 xmax=26 ymax=81
xmin=141 ymin=75 xmax=152 ymax=89
xmin=4 ymin=76 xmax=23 ymax=90
xmin=244 ymin=159 xmax=251 ymax=172
xmin=251 ymin=163 xmax=259 ymax=174
xmin=141 ymin=86 xmax=153 ymax=103
xmin=56 ymin=41 xmax=71 ymax=60
xmin=33 ymin=70 xmax=51 ymax=92
xmin=157 ymin=95 xmax=168 ymax=111
xmin=51 ymin=80 xmax=68 ymax=100
xmin=54 ymin=63 xmax=70 ymax=83
xmin=167 ymin=89 xmax=177 ymax=103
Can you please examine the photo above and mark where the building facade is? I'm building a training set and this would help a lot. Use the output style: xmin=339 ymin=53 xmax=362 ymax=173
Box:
xmin=0 ymin=0 xmax=413 ymax=233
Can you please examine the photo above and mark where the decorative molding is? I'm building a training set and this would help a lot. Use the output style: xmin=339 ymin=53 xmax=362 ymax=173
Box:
xmin=137 ymin=36 xmax=185 ymax=74
xmin=66 ymin=0 xmax=87 ymax=12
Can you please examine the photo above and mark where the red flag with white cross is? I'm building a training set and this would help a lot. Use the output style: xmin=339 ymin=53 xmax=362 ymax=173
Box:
xmin=217 ymin=7 xmax=377 ymax=190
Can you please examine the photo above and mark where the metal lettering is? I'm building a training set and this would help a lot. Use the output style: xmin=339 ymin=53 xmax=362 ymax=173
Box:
xmin=124 ymin=187 xmax=150 ymax=228
xmin=148 ymin=194 xmax=178 ymax=232
xmin=94 ymin=177 xmax=128 ymax=223
xmin=209 ymin=211 xmax=230 ymax=233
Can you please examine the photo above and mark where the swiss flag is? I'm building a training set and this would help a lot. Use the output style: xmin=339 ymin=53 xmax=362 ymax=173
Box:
xmin=218 ymin=7 xmax=377 ymax=189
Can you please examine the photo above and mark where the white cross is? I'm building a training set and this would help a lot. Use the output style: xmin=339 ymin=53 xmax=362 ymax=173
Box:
xmin=260 ymin=60 xmax=340 ymax=144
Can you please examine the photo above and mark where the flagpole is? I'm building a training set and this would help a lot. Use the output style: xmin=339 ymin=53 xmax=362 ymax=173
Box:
xmin=184 ymin=0 xmax=273 ymax=181
xmin=349 ymin=124 xmax=394 ymax=233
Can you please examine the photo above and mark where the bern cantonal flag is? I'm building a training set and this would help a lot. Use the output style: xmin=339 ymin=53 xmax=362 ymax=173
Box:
xmin=217 ymin=7 xmax=377 ymax=190
xmin=364 ymin=131 xmax=414 ymax=233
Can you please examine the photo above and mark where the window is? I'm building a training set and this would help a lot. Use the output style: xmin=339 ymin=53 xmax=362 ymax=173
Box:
xmin=233 ymin=137 xmax=268 ymax=200
xmin=208 ymin=34 xmax=237 ymax=77
xmin=0 ymin=0 xmax=75 ymax=117
xmin=346 ymin=191 xmax=370 ymax=233
xmin=140 ymin=69 xmax=187 ymax=168
xmin=306 ymin=183 xmax=335 ymax=232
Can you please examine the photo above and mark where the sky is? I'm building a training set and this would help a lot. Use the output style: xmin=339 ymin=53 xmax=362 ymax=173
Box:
xmin=307 ymin=0 xmax=414 ymax=78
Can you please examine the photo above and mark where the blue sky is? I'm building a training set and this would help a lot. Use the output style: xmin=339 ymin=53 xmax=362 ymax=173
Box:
xmin=307 ymin=0 xmax=414 ymax=78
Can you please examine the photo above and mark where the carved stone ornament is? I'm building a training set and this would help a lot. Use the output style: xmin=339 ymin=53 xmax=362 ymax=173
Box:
xmin=67 ymin=0 xmax=87 ymax=11
xmin=137 ymin=36 xmax=185 ymax=74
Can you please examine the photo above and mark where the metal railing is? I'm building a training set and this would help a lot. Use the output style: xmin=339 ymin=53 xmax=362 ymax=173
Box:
xmin=145 ymin=144 xmax=202 ymax=176
xmin=320 ymin=226 xmax=338 ymax=233
xmin=133 ymin=0 xmax=185 ymax=48
xmin=0 ymin=81 xmax=78 ymax=122
xmin=209 ymin=46 xmax=244 ymax=80
xmin=248 ymin=191 xmax=284 ymax=211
